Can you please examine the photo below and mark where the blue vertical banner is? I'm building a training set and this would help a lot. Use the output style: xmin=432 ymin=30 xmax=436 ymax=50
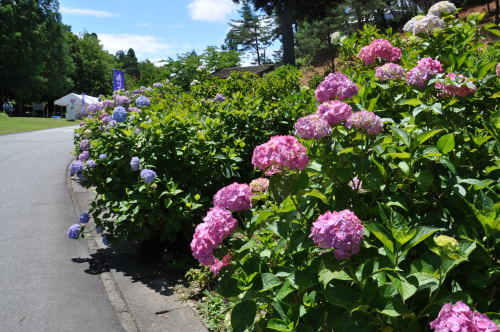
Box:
xmin=113 ymin=69 xmax=125 ymax=91
xmin=81 ymin=93 xmax=86 ymax=116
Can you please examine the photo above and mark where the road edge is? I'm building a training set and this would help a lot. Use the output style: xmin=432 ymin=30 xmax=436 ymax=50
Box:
xmin=66 ymin=172 xmax=141 ymax=332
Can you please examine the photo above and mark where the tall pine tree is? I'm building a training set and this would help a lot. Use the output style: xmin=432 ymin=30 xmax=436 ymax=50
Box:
xmin=225 ymin=1 xmax=275 ymax=65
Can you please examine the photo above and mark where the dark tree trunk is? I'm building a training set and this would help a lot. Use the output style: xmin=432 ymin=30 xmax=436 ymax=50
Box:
xmin=279 ymin=0 xmax=295 ymax=66
xmin=495 ymin=0 xmax=499 ymax=25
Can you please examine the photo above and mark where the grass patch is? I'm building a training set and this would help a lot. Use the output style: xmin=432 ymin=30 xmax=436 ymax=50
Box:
xmin=0 ymin=113 xmax=75 ymax=135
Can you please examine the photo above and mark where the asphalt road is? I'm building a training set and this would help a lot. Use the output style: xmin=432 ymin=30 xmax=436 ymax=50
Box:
xmin=0 ymin=127 xmax=123 ymax=332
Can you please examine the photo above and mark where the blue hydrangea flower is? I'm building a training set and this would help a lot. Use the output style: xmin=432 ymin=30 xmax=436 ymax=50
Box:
xmin=214 ymin=93 xmax=225 ymax=101
xmin=95 ymin=226 xmax=104 ymax=234
xmin=98 ymin=154 xmax=107 ymax=160
xmin=135 ymin=96 xmax=150 ymax=108
xmin=80 ymin=213 xmax=90 ymax=223
xmin=112 ymin=106 xmax=127 ymax=122
xmin=140 ymin=169 xmax=157 ymax=183
xmin=67 ymin=224 xmax=81 ymax=239
xmin=86 ymin=159 xmax=96 ymax=168
xmin=130 ymin=156 xmax=140 ymax=171
xmin=78 ymin=151 xmax=90 ymax=161
xmin=102 ymin=234 xmax=111 ymax=246
xmin=80 ymin=139 xmax=90 ymax=151
xmin=70 ymin=160 xmax=84 ymax=175
xmin=152 ymin=82 xmax=163 ymax=88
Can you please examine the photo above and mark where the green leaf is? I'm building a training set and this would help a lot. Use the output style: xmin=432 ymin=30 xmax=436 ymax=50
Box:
xmin=402 ymin=226 xmax=441 ymax=252
xmin=267 ymin=318 xmax=293 ymax=331
xmin=365 ymin=223 xmax=394 ymax=253
xmin=304 ymin=189 xmax=328 ymax=204
xmin=261 ymin=273 xmax=283 ymax=291
xmin=416 ymin=129 xmax=444 ymax=146
xmin=392 ymin=127 xmax=410 ymax=148
xmin=367 ymin=96 xmax=379 ymax=112
xmin=437 ymin=133 xmax=455 ymax=154
xmin=276 ymin=280 xmax=294 ymax=300
xmin=216 ymin=277 xmax=241 ymax=298
xmin=389 ymin=275 xmax=417 ymax=302
xmin=231 ymin=301 xmax=257 ymax=332
xmin=397 ymin=98 xmax=422 ymax=106
xmin=387 ymin=152 xmax=411 ymax=159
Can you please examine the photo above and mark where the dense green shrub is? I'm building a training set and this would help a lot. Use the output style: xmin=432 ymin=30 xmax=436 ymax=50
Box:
xmin=197 ymin=13 xmax=499 ymax=331
xmin=72 ymin=66 xmax=313 ymax=244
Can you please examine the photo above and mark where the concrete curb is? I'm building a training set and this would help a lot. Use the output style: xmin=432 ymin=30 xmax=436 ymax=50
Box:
xmin=66 ymin=174 xmax=140 ymax=332
xmin=66 ymin=174 xmax=207 ymax=332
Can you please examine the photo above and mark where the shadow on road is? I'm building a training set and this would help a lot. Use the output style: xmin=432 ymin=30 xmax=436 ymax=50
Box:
xmin=71 ymin=243 xmax=178 ymax=297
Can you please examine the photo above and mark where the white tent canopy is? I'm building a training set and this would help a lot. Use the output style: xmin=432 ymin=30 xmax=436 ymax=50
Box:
xmin=54 ymin=93 xmax=99 ymax=120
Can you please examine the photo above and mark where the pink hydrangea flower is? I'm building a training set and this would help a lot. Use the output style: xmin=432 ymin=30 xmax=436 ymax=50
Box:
xmin=249 ymin=178 xmax=270 ymax=193
xmin=213 ymin=183 xmax=252 ymax=211
xmin=310 ymin=210 xmax=364 ymax=259
xmin=315 ymin=72 xmax=358 ymax=103
xmin=406 ymin=57 xmax=444 ymax=87
xmin=435 ymin=73 xmax=477 ymax=97
xmin=357 ymin=39 xmax=402 ymax=65
xmin=191 ymin=223 xmax=217 ymax=266
xmin=190 ymin=207 xmax=238 ymax=268
xmin=375 ymin=63 xmax=406 ymax=81
xmin=316 ymin=100 xmax=353 ymax=124
xmin=294 ymin=114 xmax=332 ymax=139
xmin=252 ymin=135 xmax=309 ymax=176
xmin=496 ymin=63 xmax=500 ymax=76
xmin=345 ymin=111 xmax=383 ymax=135
xmin=430 ymin=301 xmax=499 ymax=332
xmin=210 ymin=254 xmax=231 ymax=275
xmin=349 ymin=176 xmax=363 ymax=191
xmin=417 ymin=57 xmax=444 ymax=74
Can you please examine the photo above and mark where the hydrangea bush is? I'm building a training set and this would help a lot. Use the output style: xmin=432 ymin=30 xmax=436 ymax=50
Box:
xmin=71 ymin=66 xmax=312 ymax=244
xmin=194 ymin=12 xmax=499 ymax=331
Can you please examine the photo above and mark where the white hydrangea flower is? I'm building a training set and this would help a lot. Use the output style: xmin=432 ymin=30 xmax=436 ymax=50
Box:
xmin=428 ymin=1 xmax=457 ymax=17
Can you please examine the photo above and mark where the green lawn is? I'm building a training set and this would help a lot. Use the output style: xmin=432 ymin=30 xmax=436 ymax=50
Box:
xmin=0 ymin=113 xmax=76 ymax=135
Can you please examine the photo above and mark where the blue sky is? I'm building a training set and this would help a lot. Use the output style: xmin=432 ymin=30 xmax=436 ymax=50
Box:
xmin=58 ymin=0 xmax=243 ymax=64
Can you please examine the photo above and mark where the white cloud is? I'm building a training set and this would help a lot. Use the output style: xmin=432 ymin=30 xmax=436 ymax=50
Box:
xmin=98 ymin=34 xmax=172 ymax=57
xmin=60 ymin=7 xmax=120 ymax=18
xmin=188 ymin=0 xmax=236 ymax=22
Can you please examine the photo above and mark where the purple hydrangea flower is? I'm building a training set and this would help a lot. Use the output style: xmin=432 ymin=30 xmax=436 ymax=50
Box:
xmin=128 ymin=107 xmax=140 ymax=113
xmin=86 ymin=159 xmax=96 ymax=168
xmin=294 ymin=114 xmax=332 ymax=139
xmin=114 ymin=95 xmax=131 ymax=106
xmin=80 ymin=213 xmax=90 ymax=223
xmin=345 ymin=111 xmax=383 ymax=135
xmin=70 ymin=160 xmax=84 ymax=175
xmin=67 ymin=224 xmax=81 ymax=239
xmin=102 ymin=99 xmax=115 ymax=108
xmin=315 ymin=72 xmax=358 ymax=102
xmin=130 ymin=156 xmax=140 ymax=171
xmin=316 ymin=100 xmax=353 ymax=124
xmin=430 ymin=301 xmax=499 ymax=331
xmin=80 ymin=139 xmax=90 ymax=151
xmin=98 ymin=154 xmax=107 ymax=160
xmin=310 ymin=210 xmax=364 ymax=259
xmin=140 ymin=169 xmax=157 ymax=183
xmin=87 ymin=102 xmax=103 ymax=113
xmin=135 ymin=96 xmax=150 ymax=108
xmin=153 ymin=82 xmax=164 ymax=88
xmin=214 ymin=93 xmax=225 ymax=101
xmin=78 ymin=151 xmax=90 ymax=161
xmin=112 ymin=106 xmax=127 ymax=122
